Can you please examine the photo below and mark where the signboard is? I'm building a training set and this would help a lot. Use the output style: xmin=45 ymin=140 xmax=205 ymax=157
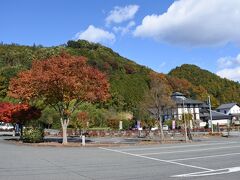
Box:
xmin=119 ymin=121 xmax=123 ymax=130
xmin=172 ymin=120 xmax=176 ymax=130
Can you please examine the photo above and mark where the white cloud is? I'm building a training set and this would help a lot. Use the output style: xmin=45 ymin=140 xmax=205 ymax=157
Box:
xmin=106 ymin=5 xmax=139 ymax=25
xmin=217 ymin=57 xmax=234 ymax=69
xmin=216 ymin=54 xmax=240 ymax=81
xmin=217 ymin=67 xmax=240 ymax=82
xmin=134 ymin=0 xmax=240 ymax=47
xmin=217 ymin=54 xmax=240 ymax=69
xmin=159 ymin=62 xmax=166 ymax=68
xmin=113 ymin=21 xmax=136 ymax=35
xmin=75 ymin=25 xmax=115 ymax=44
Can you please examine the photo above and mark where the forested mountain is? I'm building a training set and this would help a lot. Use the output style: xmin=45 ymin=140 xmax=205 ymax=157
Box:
xmin=169 ymin=64 xmax=240 ymax=107
xmin=1 ymin=40 xmax=240 ymax=112
xmin=0 ymin=40 xmax=150 ymax=113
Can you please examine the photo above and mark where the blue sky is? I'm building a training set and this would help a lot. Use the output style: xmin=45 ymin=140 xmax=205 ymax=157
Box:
xmin=1 ymin=0 xmax=240 ymax=81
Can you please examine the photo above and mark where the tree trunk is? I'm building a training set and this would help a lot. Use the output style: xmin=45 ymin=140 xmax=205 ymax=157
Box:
xmin=187 ymin=127 xmax=192 ymax=141
xmin=61 ymin=118 xmax=69 ymax=144
xmin=158 ymin=116 xmax=165 ymax=143
xmin=184 ymin=119 xmax=188 ymax=142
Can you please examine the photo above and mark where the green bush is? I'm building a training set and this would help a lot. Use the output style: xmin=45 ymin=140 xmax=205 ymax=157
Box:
xmin=164 ymin=120 xmax=173 ymax=127
xmin=22 ymin=127 xmax=44 ymax=143
xmin=122 ymin=119 xmax=135 ymax=130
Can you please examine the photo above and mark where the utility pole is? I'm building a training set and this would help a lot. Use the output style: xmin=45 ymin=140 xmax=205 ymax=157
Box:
xmin=208 ymin=95 xmax=213 ymax=133
xmin=182 ymin=99 xmax=188 ymax=142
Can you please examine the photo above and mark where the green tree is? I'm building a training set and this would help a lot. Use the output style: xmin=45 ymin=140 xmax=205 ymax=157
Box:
xmin=38 ymin=107 xmax=60 ymax=129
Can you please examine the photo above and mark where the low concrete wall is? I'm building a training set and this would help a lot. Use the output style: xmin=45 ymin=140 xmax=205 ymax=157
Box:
xmin=44 ymin=129 xmax=162 ymax=137
xmin=44 ymin=128 xmax=222 ymax=138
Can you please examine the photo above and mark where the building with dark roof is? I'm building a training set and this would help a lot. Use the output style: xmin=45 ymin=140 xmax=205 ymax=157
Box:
xmin=200 ymin=104 xmax=232 ymax=126
xmin=216 ymin=103 xmax=240 ymax=124
xmin=148 ymin=92 xmax=203 ymax=125
xmin=148 ymin=92 xmax=239 ymax=127
xmin=216 ymin=103 xmax=240 ymax=115
xmin=170 ymin=92 xmax=203 ymax=122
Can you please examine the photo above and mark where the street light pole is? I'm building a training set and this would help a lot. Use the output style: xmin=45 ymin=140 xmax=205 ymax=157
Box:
xmin=208 ymin=95 xmax=213 ymax=133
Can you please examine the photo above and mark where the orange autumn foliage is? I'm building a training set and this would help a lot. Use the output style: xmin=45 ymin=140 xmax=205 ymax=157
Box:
xmin=8 ymin=53 xmax=110 ymax=111
xmin=0 ymin=102 xmax=41 ymax=123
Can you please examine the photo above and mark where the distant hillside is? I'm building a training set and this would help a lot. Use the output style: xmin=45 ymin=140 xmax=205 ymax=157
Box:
xmin=1 ymin=41 xmax=240 ymax=111
xmin=67 ymin=40 xmax=153 ymax=112
xmin=169 ymin=64 xmax=240 ymax=106
xmin=0 ymin=40 xmax=151 ymax=112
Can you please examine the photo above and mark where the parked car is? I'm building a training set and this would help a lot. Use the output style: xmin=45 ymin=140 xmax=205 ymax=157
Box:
xmin=0 ymin=122 xmax=15 ymax=136
xmin=151 ymin=127 xmax=158 ymax=131
xmin=0 ymin=123 xmax=14 ymax=131
xmin=163 ymin=125 xmax=169 ymax=131
xmin=151 ymin=125 xmax=169 ymax=131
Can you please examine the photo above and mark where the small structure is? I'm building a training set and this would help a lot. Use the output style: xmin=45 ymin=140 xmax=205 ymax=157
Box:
xmin=216 ymin=103 xmax=240 ymax=125
xmin=200 ymin=105 xmax=232 ymax=127
xmin=216 ymin=103 xmax=240 ymax=115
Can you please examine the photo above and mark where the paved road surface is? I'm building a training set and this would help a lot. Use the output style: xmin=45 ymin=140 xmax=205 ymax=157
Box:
xmin=0 ymin=136 xmax=240 ymax=180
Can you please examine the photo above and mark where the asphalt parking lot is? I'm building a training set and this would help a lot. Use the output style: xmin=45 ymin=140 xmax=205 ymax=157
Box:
xmin=0 ymin=136 xmax=240 ymax=180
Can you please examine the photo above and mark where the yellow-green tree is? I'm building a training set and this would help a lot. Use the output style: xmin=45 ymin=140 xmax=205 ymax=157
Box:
xmin=141 ymin=73 xmax=174 ymax=142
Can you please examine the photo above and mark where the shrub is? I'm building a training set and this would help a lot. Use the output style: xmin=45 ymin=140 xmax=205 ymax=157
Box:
xmin=22 ymin=127 xmax=44 ymax=143
xmin=107 ymin=119 xmax=119 ymax=130
xmin=164 ymin=120 xmax=172 ymax=128
xmin=122 ymin=119 xmax=135 ymax=130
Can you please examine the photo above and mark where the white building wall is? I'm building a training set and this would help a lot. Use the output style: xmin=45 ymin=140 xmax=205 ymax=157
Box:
xmin=212 ymin=119 xmax=230 ymax=125
xmin=194 ymin=108 xmax=199 ymax=114
xmin=229 ymin=105 xmax=240 ymax=114
xmin=219 ymin=105 xmax=240 ymax=114
xmin=177 ymin=108 xmax=183 ymax=115
xmin=177 ymin=107 xmax=189 ymax=114
xmin=175 ymin=107 xmax=200 ymax=120
xmin=195 ymin=114 xmax=200 ymax=120
xmin=189 ymin=108 xmax=194 ymax=113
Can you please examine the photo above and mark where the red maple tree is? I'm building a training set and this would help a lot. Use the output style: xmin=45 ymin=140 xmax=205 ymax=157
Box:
xmin=0 ymin=102 xmax=15 ymax=123
xmin=8 ymin=53 xmax=110 ymax=144
xmin=0 ymin=102 xmax=41 ymax=124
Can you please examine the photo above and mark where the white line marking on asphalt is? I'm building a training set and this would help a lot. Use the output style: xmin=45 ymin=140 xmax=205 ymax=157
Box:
xmin=138 ymin=145 xmax=240 ymax=156
xmin=204 ymin=141 xmax=237 ymax=143
xmin=169 ymin=152 xmax=240 ymax=162
xmin=99 ymin=147 xmax=213 ymax=171
xmin=172 ymin=166 xmax=240 ymax=177
xmin=117 ymin=142 xmax=238 ymax=152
